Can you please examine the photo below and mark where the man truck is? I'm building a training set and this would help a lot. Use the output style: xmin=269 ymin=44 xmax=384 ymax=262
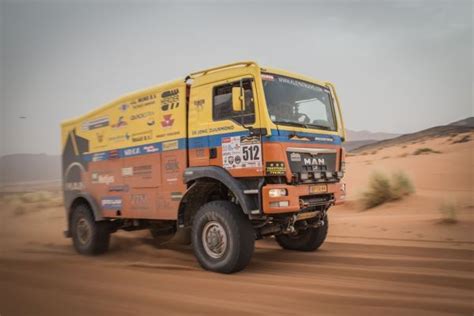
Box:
xmin=61 ymin=61 xmax=346 ymax=273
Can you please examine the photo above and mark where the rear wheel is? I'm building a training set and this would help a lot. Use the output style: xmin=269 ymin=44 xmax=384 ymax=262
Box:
xmin=70 ymin=204 xmax=110 ymax=255
xmin=192 ymin=201 xmax=255 ymax=273
xmin=276 ymin=216 xmax=328 ymax=251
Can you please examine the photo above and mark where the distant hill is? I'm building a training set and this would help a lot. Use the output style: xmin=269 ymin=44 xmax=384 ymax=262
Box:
xmin=342 ymin=140 xmax=379 ymax=152
xmin=352 ymin=117 xmax=474 ymax=153
xmin=345 ymin=129 xmax=400 ymax=142
xmin=0 ymin=154 xmax=61 ymax=184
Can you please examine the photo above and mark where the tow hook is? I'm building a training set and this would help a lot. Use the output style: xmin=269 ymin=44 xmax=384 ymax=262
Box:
xmin=284 ymin=215 xmax=297 ymax=234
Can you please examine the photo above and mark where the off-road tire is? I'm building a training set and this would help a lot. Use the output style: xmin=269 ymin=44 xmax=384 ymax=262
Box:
xmin=275 ymin=216 xmax=328 ymax=251
xmin=71 ymin=204 xmax=110 ymax=255
xmin=192 ymin=201 xmax=255 ymax=273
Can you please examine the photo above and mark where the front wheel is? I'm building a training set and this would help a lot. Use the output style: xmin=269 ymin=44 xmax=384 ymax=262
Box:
xmin=192 ymin=201 xmax=255 ymax=273
xmin=275 ymin=216 xmax=328 ymax=251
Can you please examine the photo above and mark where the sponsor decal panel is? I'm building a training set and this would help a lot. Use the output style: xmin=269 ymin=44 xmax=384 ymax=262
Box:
xmin=131 ymin=194 xmax=149 ymax=210
xmin=133 ymin=165 xmax=153 ymax=179
xmin=222 ymin=136 xmax=261 ymax=169
xmin=143 ymin=144 xmax=159 ymax=153
xmin=64 ymin=181 xmax=84 ymax=191
xmin=266 ymin=162 xmax=286 ymax=175
xmin=119 ymin=103 xmax=129 ymax=112
xmin=171 ymin=192 xmax=183 ymax=201
xmin=109 ymin=149 xmax=120 ymax=159
xmin=290 ymin=152 xmax=301 ymax=162
xmin=162 ymin=140 xmax=178 ymax=151
xmin=131 ymin=94 xmax=157 ymax=109
xmin=101 ymin=196 xmax=122 ymax=209
xmin=91 ymin=172 xmax=115 ymax=185
xmin=161 ymin=89 xmax=180 ymax=111
xmin=130 ymin=111 xmax=154 ymax=121
xmin=193 ymin=99 xmax=205 ymax=111
xmin=92 ymin=152 xmax=108 ymax=162
xmin=161 ymin=114 xmax=174 ymax=128
xmin=123 ymin=147 xmax=141 ymax=157
xmin=82 ymin=116 xmax=109 ymax=131
xmin=131 ymin=130 xmax=153 ymax=142
xmin=122 ymin=167 xmax=133 ymax=177
xmin=109 ymin=184 xmax=129 ymax=192
xmin=111 ymin=116 xmax=128 ymax=129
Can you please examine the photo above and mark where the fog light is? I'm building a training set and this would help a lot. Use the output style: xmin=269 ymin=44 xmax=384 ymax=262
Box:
xmin=300 ymin=172 xmax=309 ymax=181
xmin=337 ymin=171 xmax=344 ymax=178
xmin=325 ymin=171 xmax=333 ymax=178
xmin=270 ymin=201 xmax=289 ymax=207
xmin=314 ymin=172 xmax=322 ymax=180
xmin=269 ymin=188 xmax=287 ymax=197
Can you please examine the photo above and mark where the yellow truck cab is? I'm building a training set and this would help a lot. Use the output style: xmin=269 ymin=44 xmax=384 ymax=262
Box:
xmin=61 ymin=61 xmax=346 ymax=273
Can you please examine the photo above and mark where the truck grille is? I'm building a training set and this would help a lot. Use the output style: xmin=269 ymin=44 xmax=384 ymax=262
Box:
xmin=299 ymin=194 xmax=334 ymax=208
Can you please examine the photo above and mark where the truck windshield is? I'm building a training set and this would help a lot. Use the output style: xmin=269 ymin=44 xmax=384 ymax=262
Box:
xmin=262 ymin=73 xmax=337 ymax=131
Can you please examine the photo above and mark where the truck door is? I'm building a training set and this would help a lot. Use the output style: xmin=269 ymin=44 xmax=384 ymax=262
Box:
xmin=189 ymin=76 xmax=264 ymax=177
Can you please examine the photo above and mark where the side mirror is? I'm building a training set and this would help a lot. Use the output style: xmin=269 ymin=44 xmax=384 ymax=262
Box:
xmin=232 ymin=84 xmax=246 ymax=112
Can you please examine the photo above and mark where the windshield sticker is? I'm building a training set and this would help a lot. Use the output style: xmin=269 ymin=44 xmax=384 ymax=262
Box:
xmin=261 ymin=74 xmax=274 ymax=81
xmin=222 ymin=136 xmax=262 ymax=169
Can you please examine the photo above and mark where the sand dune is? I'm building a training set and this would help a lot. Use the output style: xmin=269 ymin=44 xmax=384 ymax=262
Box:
xmin=0 ymin=133 xmax=473 ymax=315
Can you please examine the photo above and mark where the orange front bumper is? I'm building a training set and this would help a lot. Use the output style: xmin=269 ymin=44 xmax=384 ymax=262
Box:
xmin=262 ymin=182 xmax=345 ymax=214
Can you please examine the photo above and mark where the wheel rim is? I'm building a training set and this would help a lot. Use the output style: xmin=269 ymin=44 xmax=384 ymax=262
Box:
xmin=76 ymin=218 xmax=91 ymax=245
xmin=202 ymin=221 xmax=227 ymax=259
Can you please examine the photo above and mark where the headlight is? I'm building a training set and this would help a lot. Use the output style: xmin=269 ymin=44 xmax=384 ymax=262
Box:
xmin=270 ymin=201 xmax=289 ymax=207
xmin=269 ymin=188 xmax=287 ymax=197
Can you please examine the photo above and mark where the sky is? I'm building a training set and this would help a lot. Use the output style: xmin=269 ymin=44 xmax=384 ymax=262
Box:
xmin=0 ymin=0 xmax=472 ymax=155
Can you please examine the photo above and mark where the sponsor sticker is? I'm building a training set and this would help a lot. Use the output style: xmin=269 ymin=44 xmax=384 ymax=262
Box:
xmin=101 ymin=196 xmax=122 ymax=209
xmin=265 ymin=162 xmax=286 ymax=175
xmin=162 ymin=140 xmax=178 ymax=151
xmin=123 ymin=147 xmax=141 ymax=157
xmin=222 ymin=136 xmax=261 ymax=169
xmin=131 ymin=194 xmax=149 ymax=210
xmin=121 ymin=167 xmax=133 ymax=176
xmin=130 ymin=111 xmax=154 ymax=120
xmin=82 ymin=116 xmax=109 ymax=131
xmin=131 ymin=130 xmax=152 ymax=142
xmin=111 ymin=116 xmax=128 ymax=129
xmin=91 ymin=172 xmax=115 ymax=185
xmin=92 ymin=152 xmax=107 ymax=162
xmin=143 ymin=144 xmax=159 ymax=153
xmin=290 ymin=152 xmax=301 ymax=162
xmin=161 ymin=114 xmax=174 ymax=128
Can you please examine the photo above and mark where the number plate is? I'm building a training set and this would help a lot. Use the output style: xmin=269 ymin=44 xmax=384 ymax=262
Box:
xmin=310 ymin=184 xmax=328 ymax=194
xmin=296 ymin=211 xmax=318 ymax=221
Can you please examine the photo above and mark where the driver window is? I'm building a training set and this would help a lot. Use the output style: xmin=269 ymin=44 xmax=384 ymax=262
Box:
xmin=213 ymin=80 xmax=255 ymax=125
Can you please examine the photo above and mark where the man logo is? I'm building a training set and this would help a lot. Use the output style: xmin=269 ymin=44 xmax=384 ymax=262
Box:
xmin=303 ymin=157 xmax=326 ymax=166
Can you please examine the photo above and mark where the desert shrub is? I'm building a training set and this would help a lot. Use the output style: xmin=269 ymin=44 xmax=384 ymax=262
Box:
xmin=391 ymin=171 xmax=415 ymax=199
xmin=362 ymin=171 xmax=415 ymax=209
xmin=19 ymin=191 xmax=55 ymax=203
xmin=362 ymin=172 xmax=393 ymax=209
xmin=452 ymin=135 xmax=471 ymax=144
xmin=371 ymin=150 xmax=378 ymax=155
xmin=438 ymin=201 xmax=458 ymax=224
xmin=413 ymin=147 xmax=441 ymax=155
xmin=398 ymin=153 xmax=409 ymax=158
xmin=382 ymin=156 xmax=390 ymax=159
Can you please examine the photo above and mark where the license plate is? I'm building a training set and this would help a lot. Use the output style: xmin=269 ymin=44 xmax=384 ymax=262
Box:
xmin=310 ymin=184 xmax=328 ymax=194
xmin=296 ymin=211 xmax=318 ymax=221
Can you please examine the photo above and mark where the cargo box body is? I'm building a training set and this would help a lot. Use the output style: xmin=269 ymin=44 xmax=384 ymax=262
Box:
xmin=61 ymin=80 xmax=188 ymax=220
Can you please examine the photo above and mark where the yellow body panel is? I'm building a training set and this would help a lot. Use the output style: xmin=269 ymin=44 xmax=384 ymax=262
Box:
xmin=61 ymin=80 xmax=187 ymax=154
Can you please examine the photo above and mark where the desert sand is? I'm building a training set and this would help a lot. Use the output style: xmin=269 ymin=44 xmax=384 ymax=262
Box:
xmin=1 ymin=133 xmax=473 ymax=315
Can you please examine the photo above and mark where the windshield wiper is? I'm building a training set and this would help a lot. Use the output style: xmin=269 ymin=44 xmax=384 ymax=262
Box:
xmin=273 ymin=121 xmax=309 ymax=129
xmin=306 ymin=124 xmax=331 ymax=131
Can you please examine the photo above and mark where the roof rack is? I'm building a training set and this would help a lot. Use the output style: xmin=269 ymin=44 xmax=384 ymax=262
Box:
xmin=188 ymin=61 xmax=258 ymax=79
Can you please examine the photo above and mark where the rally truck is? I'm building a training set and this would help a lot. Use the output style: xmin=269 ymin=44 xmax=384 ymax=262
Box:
xmin=61 ymin=61 xmax=346 ymax=273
